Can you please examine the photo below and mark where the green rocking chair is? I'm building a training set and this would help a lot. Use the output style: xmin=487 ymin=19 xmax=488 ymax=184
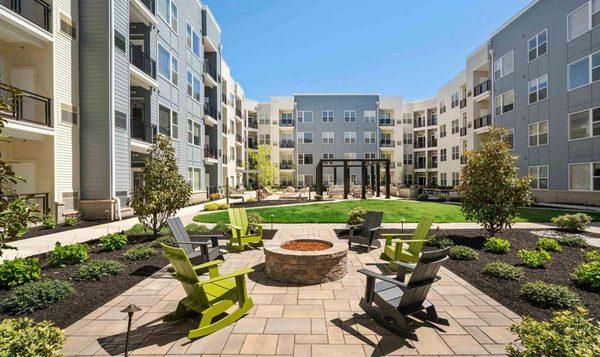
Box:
xmin=380 ymin=217 xmax=433 ymax=271
xmin=227 ymin=208 xmax=264 ymax=252
xmin=162 ymin=244 xmax=254 ymax=339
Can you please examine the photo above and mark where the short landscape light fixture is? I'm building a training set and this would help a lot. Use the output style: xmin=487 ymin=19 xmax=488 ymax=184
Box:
xmin=121 ymin=304 xmax=141 ymax=357
xmin=270 ymin=214 xmax=274 ymax=230
xmin=400 ymin=217 xmax=406 ymax=233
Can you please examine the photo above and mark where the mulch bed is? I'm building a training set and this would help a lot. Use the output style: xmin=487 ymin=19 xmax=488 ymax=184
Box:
xmin=351 ymin=228 xmax=599 ymax=320
xmin=230 ymin=199 xmax=331 ymax=209
xmin=15 ymin=220 xmax=111 ymax=241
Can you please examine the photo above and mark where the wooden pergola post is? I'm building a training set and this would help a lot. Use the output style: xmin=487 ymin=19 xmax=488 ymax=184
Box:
xmin=385 ymin=160 xmax=391 ymax=199
xmin=343 ymin=161 xmax=349 ymax=199
xmin=370 ymin=164 xmax=375 ymax=193
xmin=316 ymin=161 xmax=324 ymax=196
xmin=333 ymin=166 xmax=337 ymax=185
xmin=361 ymin=161 xmax=367 ymax=199
xmin=376 ymin=163 xmax=381 ymax=197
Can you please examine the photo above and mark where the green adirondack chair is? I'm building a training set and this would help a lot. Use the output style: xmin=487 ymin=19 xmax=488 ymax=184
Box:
xmin=162 ymin=244 xmax=254 ymax=339
xmin=380 ymin=217 xmax=433 ymax=271
xmin=227 ymin=208 xmax=264 ymax=251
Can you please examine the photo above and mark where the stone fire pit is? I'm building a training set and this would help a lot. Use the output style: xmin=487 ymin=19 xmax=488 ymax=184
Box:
xmin=264 ymin=238 xmax=348 ymax=285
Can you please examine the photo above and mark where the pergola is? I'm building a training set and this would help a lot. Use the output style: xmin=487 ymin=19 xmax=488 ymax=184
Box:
xmin=315 ymin=158 xmax=391 ymax=199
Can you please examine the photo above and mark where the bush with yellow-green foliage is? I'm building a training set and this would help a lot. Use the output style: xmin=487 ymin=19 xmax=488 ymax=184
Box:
xmin=0 ymin=318 xmax=65 ymax=357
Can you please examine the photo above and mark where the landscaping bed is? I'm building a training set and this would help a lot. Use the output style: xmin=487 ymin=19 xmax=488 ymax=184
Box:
xmin=16 ymin=219 xmax=111 ymax=241
xmin=230 ymin=198 xmax=329 ymax=209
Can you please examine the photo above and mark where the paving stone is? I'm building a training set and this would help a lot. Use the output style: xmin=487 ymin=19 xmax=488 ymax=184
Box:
xmin=294 ymin=344 xmax=311 ymax=357
xmin=254 ymin=305 xmax=284 ymax=318
xmin=283 ymin=305 xmax=325 ymax=318
xmin=311 ymin=318 xmax=327 ymax=334
xmin=412 ymin=328 xmax=453 ymax=355
xmin=184 ymin=325 xmax=232 ymax=354
xmin=441 ymin=334 xmax=488 ymax=355
xmin=312 ymin=344 xmax=366 ymax=356
xmin=221 ymin=334 xmax=246 ymax=354
xmin=298 ymin=289 xmax=334 ymax=300
xmin=276 ymin=334 xmax=295 ymax=354
xmin=295 ymin=334 xmax=329 ymax=344
xmin=265 ymin=318 xmax=312 ymax=334
xmin=232 ymin=318 xmax=267 ymax=334
xmin=480 ymin=326 xmax=517 ymax=344
xmin=239 ymin=334 xmax=278 ymax=354
xmin=272 ymin=294 xmax=298 ymax=305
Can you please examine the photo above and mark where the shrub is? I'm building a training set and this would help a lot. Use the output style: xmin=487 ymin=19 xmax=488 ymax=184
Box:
xmin=149 ymin=235 xmax=176 ymax=248
xmin=209 ymin=192 xmax=221 ymax=201
xmin=218 ymin=202 xmax=230 ymax=210
xmin=551 ymin=213 xmax=592 ymax=232
xmin=416 ymin=193 xmax=429 ymax=201
xmin=586 ymin=250 xmax=600 ymax=261
xmin=572 ymin=260 xmax=600 ymax=290
xmin=74 ymin=260 xmax=125 ymax=281
xmin=41 ymin=216 xmax=56 ymax=230
xmin=518 ymin=249 xmax=551 ymax=269
xmin=314 ymin=194 xmax=323 ymax=201
xmin=426 ymin=235 xmax=454 ymax=249
xmin=507 ymin=307 xmax=600 ymax=357
xmin=204 ymin=203 xmax=219 ymax=211
xmin=246 ymin=197 xmax=256 ymax=203
xmin=213 ymin=222 xmax=230 ymax=233
xmin=483 ymin=237 xmax=510 ymax=254
xmin=48 ymin=242 xmax=89 ymax=267
xmin=185 ymin=223 xmax=210 ymax=233
xmin=125 ymin=223 xmax=169 ymax=236
xmin=123 ymin=244 xmax=156 ymax=261
xmin=483 ymin=261 xmax=523 ymax=280
xmin=0 ymin=318 xmax=65 ymax=356
xmin=99 ymin=233 xmax=128 ymax=251
xmin=0 ymin=279 xmax=74 ymax=314
xmin=63 ymin=216 xmax=77 ymax=227
xmin=449 ymin=245 xmax=479 ymax=261
xmin=557 ymin=235 xmax=588 ymax=248
xmin=247 ymin=212 xmax=264 ymax=224
xmin=346 ymin=207 xmax=366 ymax=226
xmin=0 ymin=258 xmax=41 ymax=289
xmin=535 ymin=237 xmax=562 ymax=252
xmin=520 ymin=281 xmax=580 ymax=309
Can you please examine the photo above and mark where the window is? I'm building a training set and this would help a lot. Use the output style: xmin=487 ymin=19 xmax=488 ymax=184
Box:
xmin=60 ymin=13 xmax=77 ymax=39
xmin=403 ymin=154 xmax=413 ymax=165
xmin=570 ymin=163 xmax=593 ymax=190
xmin=298 ymin=153 xmax=313 ymax=165
xmin=322 ymin=132 xmax=334 ymax=144
xmin=451 ymin=172 xmax=460 ymax=186
xmin=259 ymin=134 xmax=270 ymax=145
xmin=364 ymin=131 xmax=376 ymax=144
xmin=171 ymin=111 xmax=178 ymax=139
xmin=568 ymin=51 xmax=600 ymax=91
xmin=528 ymin=29 xmax=547 ymax=61
xmin=187 ymin=120 xmax=201 ymax=146
xmin=495 ymin=90 xmax=514 ymax=115
xmin=186 ymin=70 xmax=201 ymax=101
xmin=440 ymin=148 xmax=447 ymax=162
xmin=569 ymin=107 xmax=600 ymax=140
xmin=403 ymin=133 xmax=413 ymax=144
xmin=528 ymin=74 xmax=548 ymax=104
xmin=158 ymin=44 xmax=171 ymax=80
xmin=186 ymin=22 xmax=200 ymax=57
xmin=281 ymin=112 xmax=293 ymax=124
xmin=502 ymin=129 xmax=515 ymax=149
xmin=451 ymin=119 xmax=459 ymax=134
xmin=322 ymin=110 xmax=334 ymax=122
xmin=528 ymin=121 xmax=548 ymax=146
xmin=451 ymin=146 xmax=460 ymax=160
xmin=170 ymin=1 xmax=178 ymax=29
xmin=344 ymin=152 xmax=356 ymax=159
xmin=344 ymin=110 xmax=356 ymax=123
xmin=159 ymin=105 xmax=171 ymax=137
xmin=439 ymin=100 xmax=446 ymax=114
xmin=324 ymin=174 xmax=334 ymax=185
xmin=494 ymin=51 xmax=514 ymax=80
xmin=529 ymin=166 xmax=549 ymax=190
xmin=60 ymin=103 xmax=78 ymax=124
xmin=171 ymin=57 xmax=178 ymax=85
xmin=259 ymin=113 xmax=270 ymax=125
xmin=297 ymin=111 xmax=313 ymax=123
xmin=344 ymin=132 xmax=356 ymax=144
xmin=158 ymin=0 xmax=170 ymax=23
xmin=364 ymin=110 xmax=376 ymax=123
xmin=298 ymin=132 xmax=313 ymax=144
xmin=114 ymin=30 xmax=126 ymax=52
xmin=187 ymin=167 xmax=202 ymax=191
xmin=402 ymin=113 xmax=413 ymax=124
xmin=568 ymin=1 xmax=600 ymax=41
xmin=404 ymin=173 xmax=413 ymax=186
xmin=323 ymin=153 xmax=334 ymax=159
xmin=451 ymin=92 xmax=459 ymax=108
xmin=440 ymin=173 xmax=447 ymax=187
xmin=364 ymin=152 xmax=376 ymax=159
xmin=440 ymin=124 xmax=447 ymax=138
xmin=350 ymin=174 xmax=357 ymax=185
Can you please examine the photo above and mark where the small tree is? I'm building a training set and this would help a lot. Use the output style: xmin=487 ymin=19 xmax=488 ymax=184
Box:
xmin=0 ymin=93 xmax=39 ymax=257
xmin=130 ymin=134 xmax=191 ymax=238
xmin=249 ymin=145 xmax=276 ymax=200
xmin=458 ymin=128 xmax=531 ymax=236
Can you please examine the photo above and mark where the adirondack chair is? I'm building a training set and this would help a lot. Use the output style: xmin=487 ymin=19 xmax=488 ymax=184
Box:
xmin=227 ymin=208 xmax=264 ymax=252
xmin=380 ymin=217 xmax=433 ymax=271
xmin=347 ymin=211 xmax=384 ymax=252
xmin=166 ymin=217 xmax=223 ymax=266
xmin=358 ymin=247 xmax=450 ymax=335
xmin=161 ymin=244 xmax=254 ymax=339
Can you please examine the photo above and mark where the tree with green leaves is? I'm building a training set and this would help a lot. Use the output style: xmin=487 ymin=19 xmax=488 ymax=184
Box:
xmin=458 ymin=128 xmax=531 ymax=237
xmin=130 ymin=134 xmax=191 ymax=238
xmin=249 ymin=145 xmax=277 ymax=199
xmin=0 ymin=92 xmax=39 ymax=257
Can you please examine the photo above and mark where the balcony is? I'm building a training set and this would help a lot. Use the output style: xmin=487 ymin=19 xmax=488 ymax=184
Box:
xmin=280 ymin=162 xmax=294 ymax=170
xmin=204 ymin=102 xmax=218 ymax=120
xmin=1 ymin=0 xmax=52 ymax=33
xmin=460 ymin=127 xmax=467 ymax=137
xmin=459 ymin=98 xmax=467 ymax=109
xmin=414 ymin=140 xmax=426 ymax=149
xmin=0 ymin=82 xmax=51 ymax=127
xmin=131 ymin=118 xmax=156 ymax=143
xmin=221 ymin=93 xmax=227 ymax=105
xmin=222 ymin=154 xmax=228 ymax=163
xmin=427 ymin=117 xmax=437 ymax=126
xmin=247 ymin=139 xmax=258 ymax=149
xmin=379 ymin=118 xmax=394 ymax=126
xmin=414 ymin=120 xmax=426 ymax=128
xmin=204 ymin=146 xmax=218 ymax=160
xmin=221 ymin=123 xmax=227 ymax=134
xmin=428 ymin=162 xmax=438 ymax=169
xmin=380 ymin=140 xmax=395 ymax=148
xmin=203 ymin=60 xmax=217 ymax=87
xmin=474 ymin=114 xmax=492 ymax=130
xmin=247 ymin=119 xmax=258 ymax=129
xmin=474 ymin=80 xmax=490 ymax=97
xmin=280 ymin=119 xmax=294 ymax=127
xmin=236 ymin=159 xmax=243 ymax=167
xmin=236 ymin=107 xmax=242 ymax=118
xmin=139 ymin=0 xmax=155 ymax=13
xmin=428 ymin=138 xmax=437 ymax=147
xmin=280 ymin=140 xmax=295 ymax=148
xmin=236 ymin=133 xmax=242 ymax=143
xmin=129 ymin=42 xmax=156 ymax=79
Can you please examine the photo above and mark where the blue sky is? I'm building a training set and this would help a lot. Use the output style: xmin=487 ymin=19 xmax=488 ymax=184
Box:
xmin=203 ymin=0 xmax=530 ymax=102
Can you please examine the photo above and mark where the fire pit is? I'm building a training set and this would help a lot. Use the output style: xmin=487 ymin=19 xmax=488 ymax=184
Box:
xmin=264 ymin=238 xmax=348 ymax=285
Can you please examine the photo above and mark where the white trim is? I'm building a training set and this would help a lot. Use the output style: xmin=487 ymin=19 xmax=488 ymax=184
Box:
xmin=528 ymin=73 xmax=548 ymax=105
xmin=527 ymin=120 xmax=549 ymax=147
xmin=528 ymin=165 xmax=549 ymax=190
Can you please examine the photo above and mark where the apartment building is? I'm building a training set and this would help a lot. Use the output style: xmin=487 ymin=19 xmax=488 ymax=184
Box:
xmin=0 ymin=0 xmax=79 ymax=219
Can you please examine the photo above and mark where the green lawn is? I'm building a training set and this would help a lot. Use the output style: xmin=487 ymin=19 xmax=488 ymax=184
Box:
xmin=193 ymin=199 xmax=600 ymax=224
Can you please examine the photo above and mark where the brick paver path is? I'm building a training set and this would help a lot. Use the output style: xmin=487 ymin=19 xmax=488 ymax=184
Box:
xmin=62 ymin=224 xmax=519 ymax=356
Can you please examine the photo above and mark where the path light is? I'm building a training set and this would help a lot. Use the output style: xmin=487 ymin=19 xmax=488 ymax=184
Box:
xmin=121 ymin=304 xmax=141 ymax=357
xmin=400 ymin=217 xmax=405 ymax=233
xmin=270 ymin=214 xmax=274 ymax=230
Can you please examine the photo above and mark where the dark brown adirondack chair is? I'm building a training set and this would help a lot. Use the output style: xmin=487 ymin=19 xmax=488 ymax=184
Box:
xmin=167 ymin=217 xmax=222 ymax=265
xmin=347 ymin=211 xmax=383 ymax=252
xmin=358 ymin=247 xmax=450 ymax=335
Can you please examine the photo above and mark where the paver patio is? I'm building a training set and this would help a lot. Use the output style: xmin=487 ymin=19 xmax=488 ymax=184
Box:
xmin=62 ymin=224 xmax=520 ymax=356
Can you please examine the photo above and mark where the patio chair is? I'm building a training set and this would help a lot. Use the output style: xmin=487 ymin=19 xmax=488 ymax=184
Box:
xmin=380 ymin=217 xmax=433 ymax=270
xmin=161 ymin=244 xmax=254 ymax=339
xmin=227 ymin=208 xmax=264 ymax=252
xmin=347 ymin=211 xmax=384 ymax=252
xmin=166 ymin=217 xmax=223 ymax=266
xmin=358 ymin=247 xmax=450 ymax=335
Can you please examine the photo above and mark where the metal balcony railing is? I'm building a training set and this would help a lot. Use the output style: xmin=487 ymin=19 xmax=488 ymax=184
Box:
xmin=380 ymin=140 xmax=395 ymax=148
xmin=379 ymin=118 xmax=394 ymax=126
xmin=222 ymin=124 xmax=227 ymax=134
xmin=221 ymin=93 xmax=227 ymax=105
xmin=204 ymin=146 xmax=218 ymax=159
xmin=236 ymin=134 xmax=242 ymax=143
xmin=280 ymin=119 xmax=294 ymax=127
xmin=131 ymin=118 xmax=156 ymax=143
xmin=279 ymin=162 xmax=294 ymax=169
xmin=0 ymin=82 xmax=51 ymax=127
xmin=473 ymin=80 xmax=491 ymax=97
xmin=474 ymin=114 xmax=492 ymax=129
xmin=428 ymin=138 xmax=437 ymax=147
xmin=414 ymin=120 xmax=426 ymax=128
xmin=459 ymin=98 xmax=467 ymax=109
xmin=236 ymin=108 xmax=242 ymax=118
xmin=428 ymin=162 xmax=438 ymax=169
xmin=204 ymin=102 xmax=218 ymax=119
xmin=129 ymin=42 xmax=156 ymax=79
xmin=203 ymin=60 xmax=217 ymax=82
xmin=460 ymin=127 xmax=467 ymax=137
xmin=139 ymin=0 xmax=155 ymax=14
xmin=236 ymin=159 xmax=243 ymax=167
xmin=248 ymin=119 xmax=258 ymax=129
xmin=247 ymin=140 xmax=257 ymax=149
xmin=1 ymin=0 xmax=52 ymax=32
xmin=222 ymin=154 xmax=228 ymax=162
xmin=414 ymin=140 xmax=426 ymax=149
xmin=280 ymin=140 xmax=295 ymax=148
xmin=427 ymin=118 xmax=437 ymax=126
